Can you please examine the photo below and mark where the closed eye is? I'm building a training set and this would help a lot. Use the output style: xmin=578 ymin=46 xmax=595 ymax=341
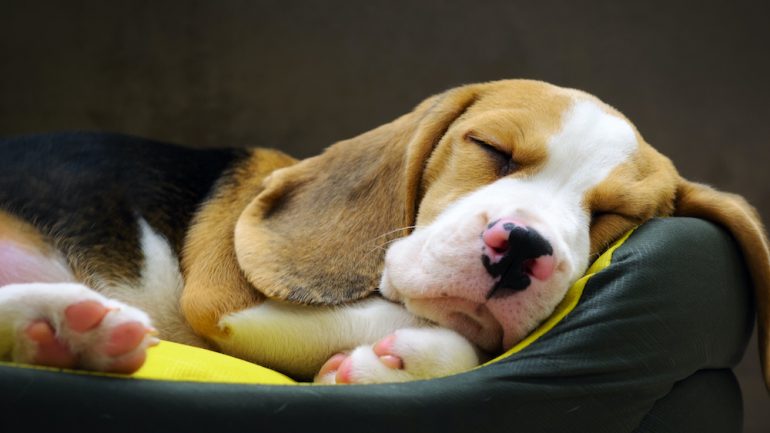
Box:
xmin=590 ymin=210 xmax=625 ymax=223
xmin=466 ymin=134 xmax=518 ymax=176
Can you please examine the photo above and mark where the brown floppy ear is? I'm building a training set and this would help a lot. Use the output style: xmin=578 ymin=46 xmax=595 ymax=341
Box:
xmin=675 ymin=179 xmax=770 ymax=389
xmin=234 ymin=86 xmax=479 ymax=304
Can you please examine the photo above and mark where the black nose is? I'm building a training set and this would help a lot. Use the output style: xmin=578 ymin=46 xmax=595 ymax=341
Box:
xmin=481 ymin=223 xmax=553 ymax=299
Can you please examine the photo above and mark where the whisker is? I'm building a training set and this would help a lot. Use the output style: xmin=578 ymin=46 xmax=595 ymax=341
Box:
xmin=365 ymin=237 xmax=402 ymax=256
xmin=369 ymin=225 xmax=420 ymax=242
xmin=362 ymin=225 xmax=426 ymax=257
xmin=364 ymin=227 xmax=424 ymax=256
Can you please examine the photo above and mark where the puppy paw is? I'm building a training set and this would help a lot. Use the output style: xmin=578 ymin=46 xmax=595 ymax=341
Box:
xmin=314 ymin=327 xmax=479 ymax=384
xmin=0 ymin=283 xmax=157 ymax=374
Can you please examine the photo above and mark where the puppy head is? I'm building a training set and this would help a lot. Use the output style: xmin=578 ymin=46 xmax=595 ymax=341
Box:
xmin=378 ymin=81 xmax=680 ymax=351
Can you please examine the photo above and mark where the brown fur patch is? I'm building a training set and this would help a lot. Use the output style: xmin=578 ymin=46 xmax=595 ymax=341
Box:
xmin=180 ymin=148 xmax=297 ymax=339
xmin=0 ymin=210 xmax=52 ymax=254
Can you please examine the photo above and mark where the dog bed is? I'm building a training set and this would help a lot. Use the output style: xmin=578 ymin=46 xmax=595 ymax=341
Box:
xmin=0 ymin=218 xmax=753 ymax=433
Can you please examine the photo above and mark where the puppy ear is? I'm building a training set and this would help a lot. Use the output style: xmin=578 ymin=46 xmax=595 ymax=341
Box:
xmin=234 ymin=86 xmax=478 ymax=304
xmin=675 ymin=180 xmax=770 ymax=389
xmin=587 ymin=145 xmax=679 ymax=257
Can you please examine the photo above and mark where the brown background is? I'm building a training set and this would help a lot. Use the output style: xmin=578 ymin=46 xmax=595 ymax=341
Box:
xmin=1 ymin=0 xmax=768 ymax=430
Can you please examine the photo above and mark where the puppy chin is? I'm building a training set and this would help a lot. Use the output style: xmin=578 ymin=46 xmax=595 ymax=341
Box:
xmin=404 ymin=297 xmax=503 ymax=352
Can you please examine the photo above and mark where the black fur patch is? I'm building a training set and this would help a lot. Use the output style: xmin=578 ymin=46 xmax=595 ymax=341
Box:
xmin=0 ymin=132 xmax=246 ymax=283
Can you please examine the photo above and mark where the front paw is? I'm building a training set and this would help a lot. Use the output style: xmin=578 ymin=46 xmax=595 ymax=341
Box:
xmin=1 ymin=283 xmax=157 ymax=374
xmin=314 ymin=327 xmax=479 ymax=384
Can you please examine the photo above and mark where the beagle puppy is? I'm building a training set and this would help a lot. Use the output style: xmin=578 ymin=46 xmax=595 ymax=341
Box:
xmin=0 ymin=80 xmax=768 ymax=386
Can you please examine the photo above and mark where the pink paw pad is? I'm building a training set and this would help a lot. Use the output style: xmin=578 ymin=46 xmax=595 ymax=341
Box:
xmin=109 ymin=350 xmax=148 ymax=375
xmin=317 ymin=353 xmax=348 ymax=379
xmin=102 ymin=322 xmax=156 ymax=374
xmin=373 ymin=335 xmax=404 ymax=370
xmin=25 ymin=320 xmax=77 ymax=369
xmin=317 ymin=353 xmax=357 ymax=384
xmin=335 ymin=356 xmax=355 ymax=384
xmin=104 ymin=321 xmax=151 ymax=357
xmin=64 ymin=300 xmax=110 ymax=333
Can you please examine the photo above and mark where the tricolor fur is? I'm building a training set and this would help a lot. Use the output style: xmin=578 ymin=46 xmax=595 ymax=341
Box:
xmin=0 ymin=80 xmax=768 ymax=386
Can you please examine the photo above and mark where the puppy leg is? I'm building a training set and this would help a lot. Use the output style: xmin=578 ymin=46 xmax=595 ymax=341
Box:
xmin=217 ymin=297 xmax=426 ymax=380
xmin=0 ymin=283 xmax=157 ymax=373
xmin=314 ymin=327 xmax=480 ymax=384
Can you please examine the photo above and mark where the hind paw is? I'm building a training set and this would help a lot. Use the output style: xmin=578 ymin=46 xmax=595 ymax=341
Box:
xmin=1 ymin=283 xmax=157 ymax=374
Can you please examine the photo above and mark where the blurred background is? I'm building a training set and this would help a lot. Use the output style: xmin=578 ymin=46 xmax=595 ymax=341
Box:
xmin=1 ymin=0 xmax=767 ymax=430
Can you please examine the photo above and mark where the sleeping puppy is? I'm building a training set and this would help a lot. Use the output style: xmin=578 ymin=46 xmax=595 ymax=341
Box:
xmin=0 ymin=80 xmax=768 ymax=386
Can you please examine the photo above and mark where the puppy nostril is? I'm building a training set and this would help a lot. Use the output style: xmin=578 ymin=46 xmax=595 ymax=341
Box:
xmin=523 ymin=259 xmax=535 ymax=275
xmin=491 ymin=241 xmax=508 ymax=255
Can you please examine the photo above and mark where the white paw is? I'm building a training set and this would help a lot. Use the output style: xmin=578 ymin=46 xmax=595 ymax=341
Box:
xmin=314 ymin=327 xmax=479 ymax=384
xmin=0 ymin=282 xmax=157 ymax=373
